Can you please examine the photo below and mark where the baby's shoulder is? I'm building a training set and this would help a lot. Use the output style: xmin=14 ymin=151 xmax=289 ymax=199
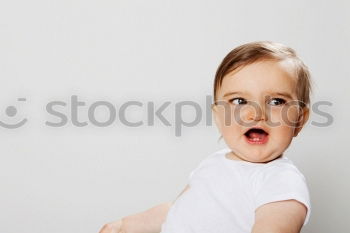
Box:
xmin=199 ymin=148 xmax=228 ymax=164
xmin=255 ymin=157 xmax=306 ymax=182
xmin=266 ymin=156 xmax=300 ymax=171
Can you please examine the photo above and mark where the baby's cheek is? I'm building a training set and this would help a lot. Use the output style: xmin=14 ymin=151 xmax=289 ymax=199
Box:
xmin=216 ymin=108 xmax=235 ymax=127
xmin=269 ymin=107 xmax=299 ymax=128
xmin=281 ymin=105 xmax=300 ymax=126
xmin=279 ymin=124 xmax=296 ymax=136
xmin=268 ymin=110 xmax=284 ymax=126
xmin=222 ymin=122 xmax=239 ymax=134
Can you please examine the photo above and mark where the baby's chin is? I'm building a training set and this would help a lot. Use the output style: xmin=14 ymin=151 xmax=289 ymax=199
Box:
xmin=245 ymin=153 xmax=284 ymax=163
xmin=227 ymin=148 xmax=283 ymax=163
xmin=251 ymin=156 xmax=281 ymax=163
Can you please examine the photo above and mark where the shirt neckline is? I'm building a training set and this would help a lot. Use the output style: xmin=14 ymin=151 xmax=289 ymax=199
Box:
xmin=219 ymin=148 xmax=286 ymax=166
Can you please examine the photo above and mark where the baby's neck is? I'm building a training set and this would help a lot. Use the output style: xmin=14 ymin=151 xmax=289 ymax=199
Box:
xmin=225 ymin=151 xmax=283 ymax=164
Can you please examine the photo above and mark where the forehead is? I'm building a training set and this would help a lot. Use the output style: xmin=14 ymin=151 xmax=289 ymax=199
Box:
xmin=218 ymin=59 xmax=298 ymax=97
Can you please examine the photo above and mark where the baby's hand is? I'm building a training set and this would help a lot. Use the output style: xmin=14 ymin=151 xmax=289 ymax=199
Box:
xmin=99 ymin=219 xmax=123 ymax=233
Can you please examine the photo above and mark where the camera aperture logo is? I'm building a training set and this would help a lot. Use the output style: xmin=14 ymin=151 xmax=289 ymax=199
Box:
xmin=0 ymin=98 xmax=28 ymax=129
xmin=0 ymin=95 xmax=333 ymax=136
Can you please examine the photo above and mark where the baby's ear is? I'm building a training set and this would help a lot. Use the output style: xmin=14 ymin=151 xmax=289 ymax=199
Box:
xmin=293 ymin=107 xmax=310 ymax=137
xmin=211 ymin=104 xmax=223 ymax=133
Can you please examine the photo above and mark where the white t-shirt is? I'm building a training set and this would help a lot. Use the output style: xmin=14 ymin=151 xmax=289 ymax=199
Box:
xmin=160 ymin=148 xmax=311 ymax=233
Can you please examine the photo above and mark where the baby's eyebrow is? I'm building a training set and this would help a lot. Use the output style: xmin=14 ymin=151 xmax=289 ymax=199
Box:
xmin=222 ymin=91 xmax=294 ymax=99
xmin=266 ymin=92 xmax=294 ymax=99
xmin=223 ymin=91 xmax=245 ymax=98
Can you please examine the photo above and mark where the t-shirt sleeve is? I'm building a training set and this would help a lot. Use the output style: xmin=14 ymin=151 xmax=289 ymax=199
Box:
xmin=188 ymin=157 xmax=207 ymax=181
xmin=253 ymin=165 xmax=311 ymax=226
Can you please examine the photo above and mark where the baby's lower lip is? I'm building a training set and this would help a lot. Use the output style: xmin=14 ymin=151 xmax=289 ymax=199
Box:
xmin=244 ymin=134 xmax=269 ymax=145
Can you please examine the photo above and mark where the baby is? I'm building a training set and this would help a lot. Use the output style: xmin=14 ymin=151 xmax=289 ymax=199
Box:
xmin=99 ymin=41 xmax=312 ymax=233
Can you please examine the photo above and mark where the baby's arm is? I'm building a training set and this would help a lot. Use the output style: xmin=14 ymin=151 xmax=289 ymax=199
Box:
xmin=99 ymin=184 xmax=190 ymax=233
xmin=251 ymin=199 xmax=307 ymax=233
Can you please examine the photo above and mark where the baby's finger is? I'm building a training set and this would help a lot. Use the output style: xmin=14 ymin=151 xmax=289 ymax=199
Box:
xmin=98 ymin=221 xmax=122 ymax=233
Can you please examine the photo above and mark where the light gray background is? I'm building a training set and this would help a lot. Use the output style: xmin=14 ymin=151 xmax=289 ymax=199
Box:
xmin=0 ymin=1 xmax=349 ymax=233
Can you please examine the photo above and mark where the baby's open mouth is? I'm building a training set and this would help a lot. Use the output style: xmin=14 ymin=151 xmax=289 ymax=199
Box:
xmin=244 ymin=128 xmax=269 ymax=144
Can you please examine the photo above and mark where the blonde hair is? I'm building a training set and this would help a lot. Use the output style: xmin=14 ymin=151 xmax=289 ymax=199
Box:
xmin=213 ymin=41 xmax=312 ymax=108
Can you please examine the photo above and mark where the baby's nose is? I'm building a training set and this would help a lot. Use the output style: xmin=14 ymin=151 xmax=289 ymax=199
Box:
xmin=245 ymin=103 xmax=267 ymax=122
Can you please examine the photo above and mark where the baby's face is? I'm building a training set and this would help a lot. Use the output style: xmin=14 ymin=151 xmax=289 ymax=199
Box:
xmin=213 ymin=59 xmax=309 ymax=163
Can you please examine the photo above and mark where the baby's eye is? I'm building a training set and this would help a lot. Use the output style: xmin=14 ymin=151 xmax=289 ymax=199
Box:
xmin=230 ymin=97 xmax=247 ymax=105
xmin=268 ymin=98 xmax=286 ymax=106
